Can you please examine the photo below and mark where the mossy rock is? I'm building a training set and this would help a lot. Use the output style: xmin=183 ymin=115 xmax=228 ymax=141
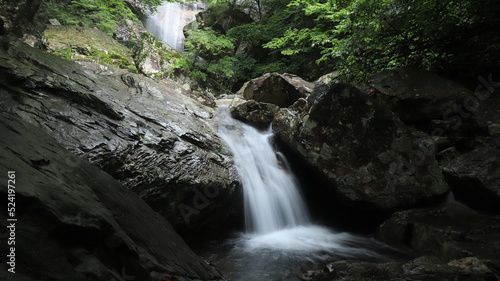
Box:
xmin=43 ymin=25 xmax=137 ymax=72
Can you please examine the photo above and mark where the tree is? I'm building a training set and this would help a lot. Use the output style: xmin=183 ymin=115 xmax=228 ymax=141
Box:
xmin=263 ymin=0 xmax=500 ymax=82
xmin=174 ymin=28 xmax=237 ymax=82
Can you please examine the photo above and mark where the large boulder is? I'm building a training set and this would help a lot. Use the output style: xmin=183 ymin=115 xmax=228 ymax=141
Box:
xmin=230 ymin=100 xmax=279 ymax=125
xmin=303 ymin=256 xmax=497 ymax=281
xmin=237 ymin=72 xmax=314 ymax=108
xmin=441 ymin=136 xmax=500 ymax=212
xmin=196 ymin=7 xmax=253 ymax=34
xmin=376 ymin=202 xmax=500 ymax=263
xmin=273 ymin=79 xmax=449 ymax=215
xmin=0 ymin=113 xmax=222 ymax=280
xmin=368 ymin=68 xmax=472 ymax=127
xmin=0 ymin=36 xmax=241 ymax=233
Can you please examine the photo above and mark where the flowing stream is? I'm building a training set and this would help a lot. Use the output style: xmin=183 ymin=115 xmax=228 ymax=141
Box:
xmin=209 ymin=110 xmax=402 ymax=280
xmin=146 ymin=1 xmax=205 ymax=51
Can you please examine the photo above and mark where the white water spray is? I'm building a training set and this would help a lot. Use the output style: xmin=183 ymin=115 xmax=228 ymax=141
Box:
xmin=146 ymin=1 xmax=205 ymax=51
xmin=217 ymin=110 xmax=392 ymax=257
xmin=218 ymin=111 xmax=310 ymax=234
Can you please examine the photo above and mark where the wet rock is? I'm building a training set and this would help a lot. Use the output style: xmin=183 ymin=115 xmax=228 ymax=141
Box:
xmin=230 ymin=100 xmax=279 ymax=125
xmin=0 ymin=35 xmax=241 ymax=233
xmin=273 ymin=79 xmax=449 ymax=215
xmin=0 ymin=113 xmax=222 ymax=281
xmin=441 ymin=136 xmax=500 ymax=212
xmin=237 ymin=72 xmax=314 ymax=108
xmin=303 ymin=256 xmax=497 ymax=281
xmin=368 ymin=68 xmax=472 ymax=127
xmin=376 ymin=202 xmax=500 ymax=263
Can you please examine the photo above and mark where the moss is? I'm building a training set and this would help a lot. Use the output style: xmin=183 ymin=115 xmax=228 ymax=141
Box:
xmin=52 ymin=48 xmax=72 ymax=60
xmin=38 ymin=0 xmax=143 ymax=36
xmin=44 ymin=26 xmax=138 ymax=72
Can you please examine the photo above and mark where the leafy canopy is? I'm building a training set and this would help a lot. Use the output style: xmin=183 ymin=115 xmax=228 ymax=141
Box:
xmin=263 ymin=0 xmax=500 ymax=82
xmin=173 ymin=28 xmax=237 ymax=82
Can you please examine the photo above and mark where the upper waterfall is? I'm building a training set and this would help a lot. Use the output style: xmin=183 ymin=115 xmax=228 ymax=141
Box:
xmin=146 ymin=1 xmax=205 ymax=51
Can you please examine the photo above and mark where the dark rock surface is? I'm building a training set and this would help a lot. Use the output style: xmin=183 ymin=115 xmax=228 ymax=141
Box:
xmin=0 ymin=36 xmax=242 ymax=232
xmin=376 ymin=202 xmax=500 ymax=265
xmin=472 ymin=86 xmax=500 ymax=136
xmin=230 ymin=100 xmax=279 ymax=125
xmin=0 ymin=0 xmax=42 ymax=35
xmin=368 ymin=68 xmax=472 ymax=127
xmin=0 ymin=112 xmax=222 ymax=281
xmin=273 ymin=79 xmax=449 ymax=214
xmin=441 ymin=136 xmax=500 ymax=212
xmin=237 ymin=72 xmax=314 ymax=108
xmin=303 ymin=256 xmax=497 ymax=281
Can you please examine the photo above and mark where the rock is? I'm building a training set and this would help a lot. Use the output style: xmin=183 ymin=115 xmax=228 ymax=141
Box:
xmin=197 ymin=7 xmax=254 ymax=34
xmin=237 ymin=72 xmax=314 ymax=108
xmin=48 ymin=18 xmax=61 ymax=25
xmin=0 ymin=0 xmax=42 ymax=35
xmin=472 ymin=83 xmax=500 ymax=136
xmin=368 ymin=68 xmax=472 ymax=127
xmin=134 ymin=31 xmax=178 ymax=76
xmin=0 ymin=35 xmax=242 ymax=233
xmin=230 ymin=100 xmax=280 ymax=125
xmin=376 ymin=202 xmax=500 ymax=263
xmin=0 ymin=112 xmax=222 ymax=280
xmin=124 ymin=0 xmax=149 ymax=23
xmin=273 ymin=79 xmax=449 ymax=215
xmin=43 ymin=25 xmax=137 ymax=72
xmin=441 ymin=136 xmax=500 ymax=212
xmin=303 ymin=256 xmax=497 ymax=281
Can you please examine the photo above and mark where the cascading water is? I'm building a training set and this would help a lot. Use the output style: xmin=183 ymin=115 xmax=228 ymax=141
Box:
xmin=209 ymin=110 xmax=402 ymax=280
xmin=218 ymin=112 xmax=310 ymax=234
xmin=146 ymin=1 xmax=205 ymax=51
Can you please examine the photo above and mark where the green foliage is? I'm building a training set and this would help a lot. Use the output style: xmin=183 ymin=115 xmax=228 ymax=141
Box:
xmin=175 ymin=28 xmax=237 ymax=82
xmin=51 ymin=45 xmax=137 ymax=71
xmin=264 ymin=0 xmax=500 ymax=82
xmin=39 ymin=0 xmax=156 ymax=35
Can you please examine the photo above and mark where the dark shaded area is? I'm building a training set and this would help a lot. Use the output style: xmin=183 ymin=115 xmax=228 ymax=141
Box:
xmin=274 ymin=136 xmax=388 ymax=233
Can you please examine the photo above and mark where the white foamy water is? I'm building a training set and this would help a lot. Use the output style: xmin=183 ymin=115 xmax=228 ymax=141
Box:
xmin=202 ymin=110 xmax=404 ymax=280
xmin=218 ymin=110 xmax=310 ymax=235
xmin=217 ymin=110 xmax=390 ymax=256
xmin=146 ymin=1 xmax=205 ymax=51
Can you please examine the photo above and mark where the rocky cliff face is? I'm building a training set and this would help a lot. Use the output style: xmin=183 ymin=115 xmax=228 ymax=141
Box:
xmin=0 ymin=113 xmax=223 ymax=281
xmin=0 ymin=35 xmax=242 ymax=233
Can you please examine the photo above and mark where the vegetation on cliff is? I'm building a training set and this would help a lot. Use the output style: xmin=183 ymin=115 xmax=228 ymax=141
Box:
xmin=187 ymin=0 xmax=500 ymax=87
xmin=38 ymin=0 xmax=161 ymax=35
xmin=3 ymin=0 xmax=499 ymax=88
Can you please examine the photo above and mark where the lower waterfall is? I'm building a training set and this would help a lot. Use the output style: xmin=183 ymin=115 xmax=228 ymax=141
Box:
xmin=218 ymin=110 xmax=310 ymax=235
xmin=197 ymin=110 xmax=403 ymax=280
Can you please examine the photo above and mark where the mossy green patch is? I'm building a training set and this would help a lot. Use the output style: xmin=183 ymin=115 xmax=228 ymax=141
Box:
xmin=39 ymin=0 xmax=143 ymax=36
xmin=43 ymin=25 xmax=137 ymax=72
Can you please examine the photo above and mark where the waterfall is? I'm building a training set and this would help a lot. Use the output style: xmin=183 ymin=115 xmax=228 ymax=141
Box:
xmin=146 ymin=1 xmax=205 ymax=51
xmin=216 ymin=109 xmax=397 ymax=261
xmin=218 ymin=110 xmax=310 ymax=234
